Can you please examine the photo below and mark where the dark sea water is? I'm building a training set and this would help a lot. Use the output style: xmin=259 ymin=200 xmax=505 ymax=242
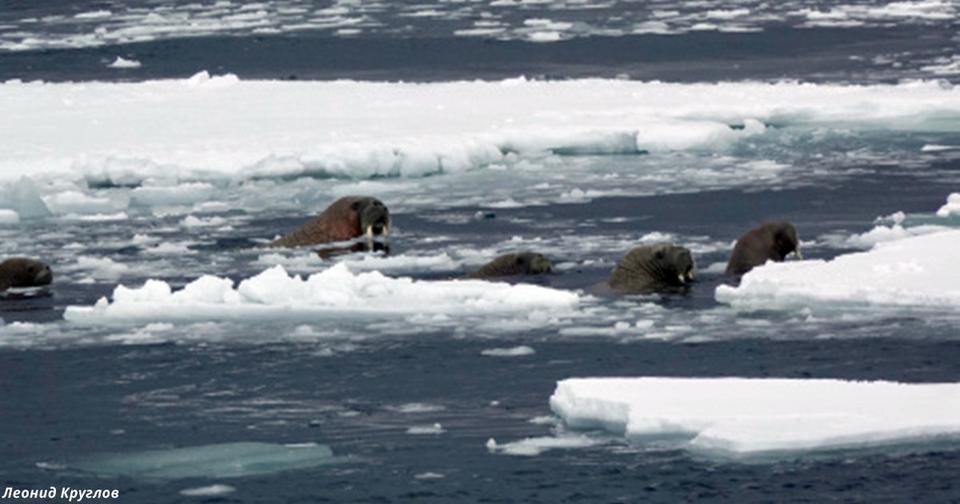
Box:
xmin=2 ymin=0 xmax=960 ymax=502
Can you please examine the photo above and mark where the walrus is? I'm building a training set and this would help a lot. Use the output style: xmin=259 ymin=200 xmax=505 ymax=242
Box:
xmin=469 ymin=252 xmax=553 ymax=279
xmin=269 ymin=196 xmax=390 ymax=249
xmin=0 ymin=258 xmax=53 ymax=292
xmin=725 ymin=221 xmax=801 ymax=276
xmin=607 ymin=244 xmax=695 ymax=293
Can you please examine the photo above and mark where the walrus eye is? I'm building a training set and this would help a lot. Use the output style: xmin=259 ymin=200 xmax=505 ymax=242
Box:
xmin=27 ymin=266 xmax=36 ymax=275
xmin=516 ymin=257 xmax=526 ymax=265
xmin=655 ymin=250 xmax=665 ymax=260
xmin=351 ymin=202 xmax=361 ymax=211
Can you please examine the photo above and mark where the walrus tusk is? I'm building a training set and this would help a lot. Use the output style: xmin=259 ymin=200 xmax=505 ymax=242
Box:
xmin=678 ymin=274 xmax=686 ymax=284
xmin=365 ymin=225 xmax=374 ymax=250
xmin=793 ymin=248 xmax=803 ymax=260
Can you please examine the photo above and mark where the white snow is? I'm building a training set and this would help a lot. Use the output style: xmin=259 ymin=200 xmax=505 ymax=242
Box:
xmin=481 ymin=345 xmax=536 ymax=357
xmin=936 ymin=193 xmax=960 ymax=217
xmin=2 ymin=78 xmax=958 ymax=188
xmin=716 ymin=230 xmax=960 ymax=311
xmin=843 ymin=223 xmax=950 ymax=248
xmin=64 ymin=264 xmax=580 ymax=324
xmin=550 ymin=377 xmax=960 ymax=457
xmin=107 ymin=56 xmax=142 ymax=69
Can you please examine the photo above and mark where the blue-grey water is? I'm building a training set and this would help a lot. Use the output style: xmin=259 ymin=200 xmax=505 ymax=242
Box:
xmin=2 ymin=0 xmax=960 ymax=502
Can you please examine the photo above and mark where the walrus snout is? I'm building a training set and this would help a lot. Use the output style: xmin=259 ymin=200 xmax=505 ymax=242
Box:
xmin=359 ymin=200 xmax=391 ymax=239
xmin=608 ymin=243 xmax=695 ymax=293
xmin=34 ymin=263 xmax=53 ymax=286
xmin=520 ymin=253 xmax=553 ymax=274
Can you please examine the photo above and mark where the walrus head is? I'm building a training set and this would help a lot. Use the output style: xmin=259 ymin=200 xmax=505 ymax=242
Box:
xmin=471 ymin=252 xmax=553 ymax=278
xmin=353 ymin=197 xmax=391 ymax=240
xmin=725 ymin=220 xmax=802 ymax=276
xmin=768 ymin=221 xmax=801 ymax=261
xmin=0 ymin=257 xmax=53 ymax=291
xmin=608 ymin=243 xmax=696 ymax=293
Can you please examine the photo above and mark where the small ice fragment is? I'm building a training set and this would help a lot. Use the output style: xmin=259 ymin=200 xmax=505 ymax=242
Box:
xmin=179 ymin=484 xmax=236 ymax=497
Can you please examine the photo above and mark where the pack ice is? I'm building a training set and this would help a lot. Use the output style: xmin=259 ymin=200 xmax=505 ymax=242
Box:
xmin=716 ymin=229 xmax=960 ymax=311
xmin=63 ymin=263 xmax=580 ymax=324
xmin=550 ymin=377 xmax=960 ymax=458
xmin=2 ymin=76 xmax=959 ymax=186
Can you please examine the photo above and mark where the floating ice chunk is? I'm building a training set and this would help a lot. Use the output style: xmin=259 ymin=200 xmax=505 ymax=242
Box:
xmin=936 ymin=193 xmax=960 ymax=217
xmin=179 ymin=484 xmax=235 ymax=497
xmin=551 ymin=377 xmax=960 ymax=458
xmin=185 ymin=70 xmax=240 ymax=88
xmin=65 ymin=264 xmax=580 ymax=324
xmin=922 ymin=144 xmax=960 ymax=151
xmin=716 ymin=230 xmax=960 ymax=311
xmin=71 ymin=442 xmax=336 ymax=479
xmin=0 ymin=209 xmax=18 ymax=224
xmin=406 ymin=423 xmax=446 ymax=435
xmin=486 ymin=434 xmax=602 ymax=456
xmin=131 ymin=183 xmax=216 ymax=206
xmin=43 ymin=190 xmax=121 ymax=215
xmin=387 ymin=403 xmax=446 ymax=414
xmin=0 ymin=178 xmax=50 ymax=219
xmin=107 ymin=56 xmax=141 ymax=69
xmin=481 ymin=345 xmax=535 ymax=357
xmin=414 ymin=472 xmax=445 ymax=480
xmin=73 ymin=256 xmax=131 ymax=280
xmin=844 ymin=223 xmax=950 ymax=248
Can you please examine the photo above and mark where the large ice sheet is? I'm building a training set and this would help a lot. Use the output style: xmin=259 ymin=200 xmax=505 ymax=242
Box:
xmin=716 ymin=229 xmax=960 ymax=311
xmin=550 ymin=377 xmax=960 ymax=457
xmin=2 ymin=77 xmax=958 ymax=186
xmin=69 ymin=442 xmax=336 ymax=479
xmin=63 ymin=263 xmax=580 ymax=324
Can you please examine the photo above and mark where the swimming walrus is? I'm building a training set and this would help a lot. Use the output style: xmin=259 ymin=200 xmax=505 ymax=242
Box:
xmin=725 ymin=221 xmax=801 ymax=276
xmin=0 ymin=257 xmax=53 ymax=292
xmin=607 ymin=243 xmax=695 ymax=293
xmin=269 ymin=196 xmax=390 ymax=249
xmin=470 ymin=252 xmax=553 ymax=279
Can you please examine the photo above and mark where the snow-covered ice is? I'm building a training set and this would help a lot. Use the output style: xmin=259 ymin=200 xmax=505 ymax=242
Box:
xmin=2 ymin=77 xmax=958 ymax=188
xmin=716 ymin=229 xmax=960 ymax=311
xmin=936 ymin=193 xmax=960 ymax=217
xmin=64 ymin=263 xmax=580 ymax=324
xmin=550 ymin=377 xmax=960 ymax=457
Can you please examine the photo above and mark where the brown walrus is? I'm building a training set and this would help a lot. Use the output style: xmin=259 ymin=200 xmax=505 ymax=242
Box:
xmin=608 ymin=244 xmax=695 ymax=293
xmin=269 ymin=196 xmax=390 ymax=249
xmin=469 ymin=252 xmax=553 ymax=279
xmin=725 ymin=221 xmax=801 ymax=276
xmin=0 ymin=258 xmax=53 ymax=292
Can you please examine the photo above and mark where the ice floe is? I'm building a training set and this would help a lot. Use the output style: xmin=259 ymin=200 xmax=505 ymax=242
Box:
xmin=2 ymin=78 xmax=958 ymax=189
xmin=64 ymin=263 xmax=581 ymax=325
xmin=716 ymin=229 xmax=960 ymax=311
xmin=551 ymin=377 xmax=960 ymax=458
xmin=481 ymin=345 xmax=536 ymax=357
xmin=70 ymin=442 xmax=337 ymax=479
